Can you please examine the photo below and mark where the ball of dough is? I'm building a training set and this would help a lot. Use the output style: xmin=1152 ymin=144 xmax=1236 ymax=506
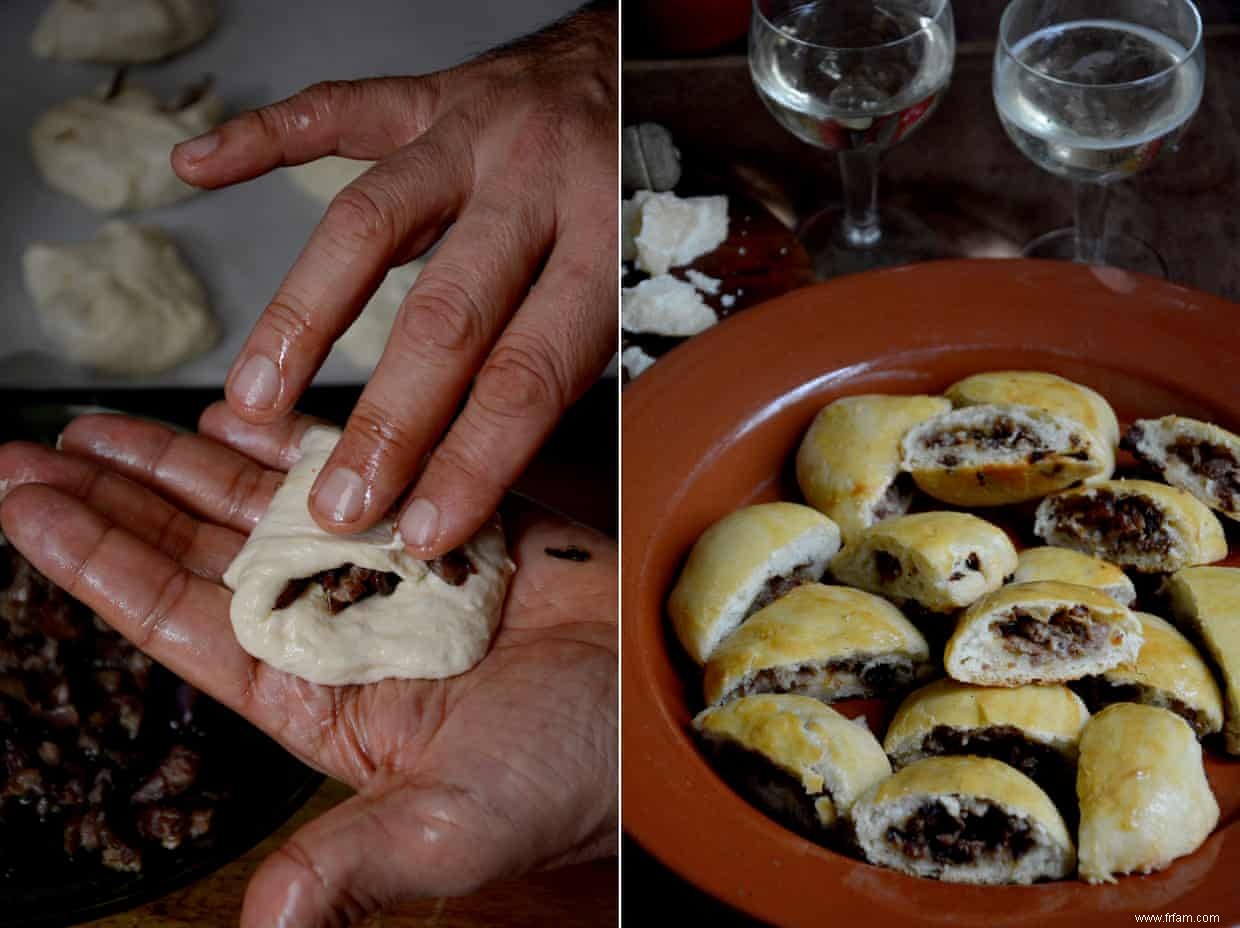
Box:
xmin=32 ymin=0 xmax=218 ymax=63
xmin=337 ymin=261 xmax=424 ymax=372
xmin=31 ymin=81 xmax=224 ymax=212
xmin=22 ymin=222 xmax=219 ymax=376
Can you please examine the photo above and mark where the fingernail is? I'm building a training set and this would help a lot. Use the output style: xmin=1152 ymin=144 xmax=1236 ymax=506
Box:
xmin=232 ymin=355 xmax=280 ymax=410
xmin=399 ymin=498 xmax=439 ymax=550
xmin=316 ymin=468 xmax=365 ymax=524
xmin=176 ymin=131 xmax=220 ymax=163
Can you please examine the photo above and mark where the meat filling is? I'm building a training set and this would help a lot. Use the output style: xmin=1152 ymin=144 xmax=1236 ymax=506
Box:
xmin=871 ymin=473 xmax=915 ymax=521
xmin=1072 ymin=676 xmax=1207 ymax=736
xmin=427 ymin=549 xmax=477 ymax=586
xmin=874 ymin=550 xmax=902 ymax=583
xmin=1168 ymin=437 xmax=1240 ymax=511
xmin=917 ymin=725 xmax=1075 ymax=805
xmin=274 ymin=564 xmax=403 ymax=614
xmin=733 ymin=656 xmax=916 ymax=702
xmin=885 ymin=798 xmax=1037 ymax=865
xmin=749 ymin=561 xmax=818 ymax=615
xmin=1046 ymin=491 xmax=1173 ymax=556
xmin=994 ymin=606 xmax=1113 ymax=662
xmin=704 ymin=738 xmax=827 ymax=838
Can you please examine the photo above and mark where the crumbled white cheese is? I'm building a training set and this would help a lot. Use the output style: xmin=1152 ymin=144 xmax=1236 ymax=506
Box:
xmin=684 ymin=269 xmax=721 ymax=295
xmin=737 ymin=246 xmax=747 ymax=256
xmin=720 ymin=293 xmax=736 ymax=308
xmin=621 ymin=274 xmax=717 ymax=336
xmin=634 ymin=192 xmax=729 ymax=276
xmin=621 ymin=346 xmax=656 ymax=379
xmin=621 ymin=190 xmax=652 ymax=263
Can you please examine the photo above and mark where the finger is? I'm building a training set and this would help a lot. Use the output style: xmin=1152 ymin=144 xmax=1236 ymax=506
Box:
xmin=398 ymin=230 xmax=614 ymax=556
xmin=198 ymin=402 xmax=329 ymax=472
xmin=0 ymin=442 xmax=241 ymax=581
xmin=58 ymin=414 xmax=282 ymax=534
xmin=240 ymin=786 xmax=510 ymax=928
xmin=0 ymin=484 xmax=270 ymax=728
xmin=306 ymin=183 xmax=554 ymax=535
xmin=223 ymin=128 xmax=471 ymax=425
xmin=171 ymin=76 xmax=443 ymax=188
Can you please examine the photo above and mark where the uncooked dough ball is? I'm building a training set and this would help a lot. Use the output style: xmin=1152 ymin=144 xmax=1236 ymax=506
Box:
xmin=32 ymin=0 xmax=217 ymax=63
xmin=31 ymin=79 xmax=224 ymax=212
xmin=22 ymin=222 xmax=219 ymax=377
xmin=287 ymin=156 xmax=372 ymax=205
xmin=224 ymin=427 xmax=515 ymax=685
xmin=337 ymin=261 xmax=424 ymax=371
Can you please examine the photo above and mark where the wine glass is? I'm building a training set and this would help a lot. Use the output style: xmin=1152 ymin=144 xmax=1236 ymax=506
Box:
xmin=749 ymin=0 xmax=956 ymax=277
xmin=993 ymin=0 xmax=1204 ymax=277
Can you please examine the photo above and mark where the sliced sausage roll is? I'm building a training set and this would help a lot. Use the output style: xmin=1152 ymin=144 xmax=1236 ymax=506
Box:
xmin=1073 ymin=612 xmax=1223 ymax=738
xmin=703 ymin=584 xmax=931 ymax=707
xmin=1077 ymin=703 xmax=1218 ymax=883
xmin=1124 ymin=415 xmax=1240 ymax=522
xmin=1165 ymin=567 xmax=1240 ymax=752
xmin=901 ymin=404 xmax=1108 ymax=507
xmin=1034 ymin=479 xmax=1227 ymax=573
xmin=852 ymin=755 xmax=1075 ymax=885
xmin=883 ymin=679 xmax=1088 ymax=805
xmin=944 ymin=581 xmax=1141 ymax=686
xmin=795 ymin=394 xmax=951 ymax=539
xmin=669 ymin=503 xmax=842 ymax=664
xmin=1011 ymin=546 xmax=1135 ymax=606
xmin=693 ymin=694 xmax=890 ymax=836
xmin=829 ymin=512 xmax=1018 ymax=614
xmin=945 ymin=370 xmax=1119 ymax=460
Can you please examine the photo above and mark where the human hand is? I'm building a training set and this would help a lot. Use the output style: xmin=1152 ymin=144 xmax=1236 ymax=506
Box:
xmin=0 ymin=407 xmax=617 ymax=927
xmin=170 ymin=5 xmax=618 ymax=560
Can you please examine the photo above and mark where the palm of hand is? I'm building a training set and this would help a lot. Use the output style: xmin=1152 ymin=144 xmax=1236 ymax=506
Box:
xmin=0 ymin=407 xmax=616 ymax=927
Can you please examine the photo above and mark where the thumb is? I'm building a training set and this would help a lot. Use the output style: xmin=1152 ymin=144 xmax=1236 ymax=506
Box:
xmin=240 ymin=784 xmax=507 ymax=928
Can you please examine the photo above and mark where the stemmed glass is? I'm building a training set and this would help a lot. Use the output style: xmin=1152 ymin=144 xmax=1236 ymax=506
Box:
xmin=749 ymin=0 xmax=956 ymax=277
xmin=993 ymin=0 xmax=1204 ymax=276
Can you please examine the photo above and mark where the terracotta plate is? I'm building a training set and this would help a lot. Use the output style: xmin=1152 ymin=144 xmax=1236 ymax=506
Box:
xmin=622 ymin=259 xmax=1240 ymax=927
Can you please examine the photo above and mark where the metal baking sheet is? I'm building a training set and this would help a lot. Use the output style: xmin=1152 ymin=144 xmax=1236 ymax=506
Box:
xmin=0 ymin=0 xmax=580 ymax=390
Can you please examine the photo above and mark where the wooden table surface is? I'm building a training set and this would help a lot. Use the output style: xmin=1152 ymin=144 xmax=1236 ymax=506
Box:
xmin=622 ymin=18 xmax=1240 ymax=928
xmin=62 ymin=380 xmax=619 ymax=927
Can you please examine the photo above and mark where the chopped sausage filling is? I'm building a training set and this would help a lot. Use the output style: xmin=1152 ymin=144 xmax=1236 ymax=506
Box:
xmin=749 ymin=561 xmax=818 ymax=615
xmin=705 ymin=738 xmax=827 ymax=838
xmin=917 ymin=725 xmax=1075 ymax=805
xmin=874 ymin=550 xmax=902 ymax=583
xmin=994 ymin=606 xmax=1114 ymax=662
xmin=885 ymin=798 xmax=1037 ymax=865
xmin=733 ymin=656 xmax=917 ymax=702
xmin=274 ymin=564 xmax=403 ymax=614
xmin=1072 ymin=676 xmax=1207 ymax=736
xmin=1168 ymin=437 xmax=1240 ymax=511
xmin=1046 ymin=491 xmax=1173 ymax=556
xmin=427 ymin=549 xmax=477 ymax=586
xmin=871 ymin=473 xmax=915 ymax=521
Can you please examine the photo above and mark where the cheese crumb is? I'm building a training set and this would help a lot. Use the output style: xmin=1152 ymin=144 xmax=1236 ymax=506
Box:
xmin=684 ymin=269 xmax=721 ymax=295
xmin=621 ymin=346 xmax=656 ymax=379
xmin=622 ymin=275 xmax=717 ymax=336
xmin=621 ymin=191 xmax=652 ymax=263
xmin=634 ymin=192 xmax=729 ymax=275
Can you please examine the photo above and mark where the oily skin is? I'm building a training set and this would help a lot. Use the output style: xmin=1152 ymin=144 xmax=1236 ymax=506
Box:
xmin=0 ymin=409 xmax=617 ymax=927
xmin=170 ymin=7 xmax=617 ymax=559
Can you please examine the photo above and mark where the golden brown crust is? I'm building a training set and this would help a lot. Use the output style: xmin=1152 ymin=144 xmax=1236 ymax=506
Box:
xmin=1077 ymin=703 xmax=1219 ymax=883
xmin=1012 ymin=547 xmax=1135 ymax=605
xmin=1165 ymin=567 xmax=1240 ymax=752
xmin=795 ymin=394 xmax=951 ymax=538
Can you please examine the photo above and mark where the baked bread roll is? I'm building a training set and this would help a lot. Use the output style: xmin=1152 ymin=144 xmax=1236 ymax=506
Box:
xmin=1011 ymin=546 xmax=1135 ymax=606
xmin=224 ymin=428 xmax=514 ymax=685
xmin=883 ymin=679 xmax=1088 ymax=804
xmin=852 ymin=755 xmax=1075 ymax=885
xmin=829 ymin=512 xmax=1018 ymax=614
xmin=1164 ymin=567 xmax=1240 ymax=752
xmin=1034 ymin=479 xmax=1227 ymax=573
xmin=693 ymin=694 xmax=890 ymax=835
xmin=1124 ymin=415 xmax=1240 ymax=522
xmin=1073 ymin=612 xmax=1223 ymax=738
xmin=944 ymin=581 xmax=1141 ymax=686
xmin=795 ymin=394 xmax=950 ymax=538
xmin=901 ymin=404 xmax=1108 ymax=507
xmin=669 ymin=503 xmax=841 ymax=664
xmin=702 ymin=584 xmax=930 ymax=707
xmin=945 ymin=370 xmax=1119 ymax=455
xmin=1077 ymin=703 xmax=1218 ymax=883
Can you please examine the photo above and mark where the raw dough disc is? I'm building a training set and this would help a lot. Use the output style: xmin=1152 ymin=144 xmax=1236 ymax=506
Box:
xmin=32 ymin=0 xmax=218 ymax=63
